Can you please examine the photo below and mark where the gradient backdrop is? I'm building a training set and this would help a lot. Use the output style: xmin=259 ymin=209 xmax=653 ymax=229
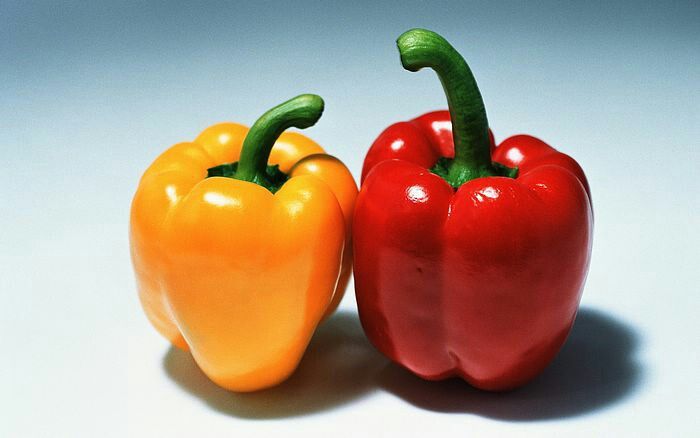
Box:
xmin=1 ymin=1 xmax=698 ymax=437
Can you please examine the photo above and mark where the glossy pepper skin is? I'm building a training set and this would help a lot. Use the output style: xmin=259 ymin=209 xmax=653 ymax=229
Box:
xmin=354 ymin=29 xmax=593 ymax=391
xmin=130 ymin=95 xmax=357 ymax=391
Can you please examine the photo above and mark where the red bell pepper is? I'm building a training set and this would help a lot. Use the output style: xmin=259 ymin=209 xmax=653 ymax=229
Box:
xmin=354 ymin=29 xmax=593 ymax=391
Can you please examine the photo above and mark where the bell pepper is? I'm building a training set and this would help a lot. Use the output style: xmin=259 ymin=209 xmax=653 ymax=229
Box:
xmin=130 ymin=94 xmax=357 ymax=391
xmin=354 ymin=29 xmax=593 ymax=391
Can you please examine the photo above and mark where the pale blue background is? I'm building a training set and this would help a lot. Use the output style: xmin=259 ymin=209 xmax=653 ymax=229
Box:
xmin=1 ymin=1 xmax=698 ymax=436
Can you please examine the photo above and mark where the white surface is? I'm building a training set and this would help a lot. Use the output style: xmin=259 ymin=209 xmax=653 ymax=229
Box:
xmin=1 ymin=1 xmax=698 ymax=437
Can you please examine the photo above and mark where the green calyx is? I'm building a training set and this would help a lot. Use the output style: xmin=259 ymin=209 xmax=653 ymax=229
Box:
xmin=206 ymin=94 xmax=324 ymax=193
xmin=206 ymin=162 xmax=289 ymax=192
xmin=397 ymin=28 xmax=517 ymax=188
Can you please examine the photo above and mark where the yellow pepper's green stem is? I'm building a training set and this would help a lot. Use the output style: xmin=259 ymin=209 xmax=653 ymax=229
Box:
xmin=209 ymin=94 xmax=324 ymax=193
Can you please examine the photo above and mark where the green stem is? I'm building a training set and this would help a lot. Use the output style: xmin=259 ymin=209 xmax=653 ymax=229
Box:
xmin=397 ymin=29 xmax=516 ymax=187
xmin=232 ymin=94 xmax=324 ymax=189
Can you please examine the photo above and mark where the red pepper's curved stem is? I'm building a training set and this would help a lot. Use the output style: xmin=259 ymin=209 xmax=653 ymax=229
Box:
xmin=397 ymin=29 xmax=516 ymax=186
xmin=235 ymin=94 xmax=324 ymax=187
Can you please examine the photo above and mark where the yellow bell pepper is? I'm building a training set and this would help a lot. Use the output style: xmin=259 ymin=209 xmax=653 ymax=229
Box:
xmin=130 ymin=95 xmax=357 ymax=391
